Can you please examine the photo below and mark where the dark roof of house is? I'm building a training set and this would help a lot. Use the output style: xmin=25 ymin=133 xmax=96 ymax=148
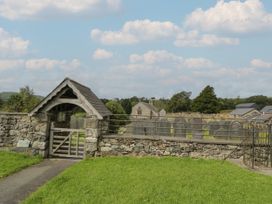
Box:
xmin=235 ymin=103 xmax=256 ymax=109
xmin=30 ymin=78 xmax=111 ymax=118
xmin=252 ymin=113 xmax=272 ymax=122
xmin=68 ymin=78 xmax=112 ymax=117
xmin=260 ymin=106 xmax=272 ymax=113
xmin=230 ymin=108 xmax=256 ymax=116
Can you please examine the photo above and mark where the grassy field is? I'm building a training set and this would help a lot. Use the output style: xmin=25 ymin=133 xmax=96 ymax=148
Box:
xmin=24 ymin=157 xmax=272 ymax=204
xmin=0 ymin=151 xmax=42 ymax=178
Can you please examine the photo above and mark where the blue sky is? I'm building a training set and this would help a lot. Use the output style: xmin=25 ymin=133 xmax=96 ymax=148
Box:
xmin=0 ymin=0 xmax=272 ymax=99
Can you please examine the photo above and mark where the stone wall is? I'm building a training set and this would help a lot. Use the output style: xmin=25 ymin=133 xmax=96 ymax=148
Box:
xmin=0 ymin=112 xmax=244 ymax=160
xmin=0 ymin=112 xmax=49 ymax=156
xmin=99 ymin=135 xmax=242 ymax=159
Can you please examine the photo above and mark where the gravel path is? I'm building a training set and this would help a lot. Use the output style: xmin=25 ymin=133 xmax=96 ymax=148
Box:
xmin=0 ymin=159 xmax=77 ymax=204
xmin=228 ymin=158 xmax=272 ymax=176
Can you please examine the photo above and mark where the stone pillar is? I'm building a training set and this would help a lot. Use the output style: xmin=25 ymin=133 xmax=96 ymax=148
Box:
xmin=31 ymin=112 xmax=50 ymax=157
xmin=85 ymin=115 xmax=99 ymax=157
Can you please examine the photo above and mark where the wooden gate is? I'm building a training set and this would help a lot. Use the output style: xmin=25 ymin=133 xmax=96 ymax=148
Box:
xmin=50 ymin=126 xmax=86 ymax=158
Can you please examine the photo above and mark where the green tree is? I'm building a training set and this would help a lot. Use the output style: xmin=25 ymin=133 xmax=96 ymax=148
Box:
xmin=6 ymin=86 xmax=41 ymax=112
xmin=130 ymin=96 xmax=140 ymax=107
xmin=245 ymin=95 xmax=272 ymax=110
xmin=20 ymin=86 xmax=41 ymax=112
xmin=192 ymin=85 xmax=220 ymax=114
xmin=106 ymin=100 xmax=128 ymax=133
xmin=106 ymin=100 xmax=126 ymax=115
xmin=0 ymin=97 xmax=3 ymax=110
xmin=218 ymin=98 xmax=236 ymax=111
xmin=153 ymin=98 xmax=169 ymax=111
xmin=168 ymin=91 xmax=192 ymax=112
xmin=120 ymin=98 xmax=132 ymax=114
xmin=6 ymin=94 xmax=24 ymax=112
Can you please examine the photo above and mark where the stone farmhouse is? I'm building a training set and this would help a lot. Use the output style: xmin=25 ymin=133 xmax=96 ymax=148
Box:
xmin=252 ymin=105 xmax=272 ymax=123
xmin=230 ymin=103 xmax=260 ymax=119
xmin=260 ymin=106 xmax=272 ymax=114
xmin=131 ymin=102 xmax=166 ymax=119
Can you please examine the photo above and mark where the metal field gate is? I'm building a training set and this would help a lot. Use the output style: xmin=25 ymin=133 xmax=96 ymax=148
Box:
xmin=243 ymin=123 xmax=272 ymax=168
xmin=49 ymin=126 xmax=86 ymax=158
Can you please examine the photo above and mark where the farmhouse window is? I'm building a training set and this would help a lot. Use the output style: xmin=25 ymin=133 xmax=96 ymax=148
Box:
xmin=137 ymin=107 xmax=142 ymax=115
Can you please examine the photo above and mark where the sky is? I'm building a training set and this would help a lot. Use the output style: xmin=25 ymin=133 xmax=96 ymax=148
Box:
xmin=0 ymin=0 xmax=272 ymax=99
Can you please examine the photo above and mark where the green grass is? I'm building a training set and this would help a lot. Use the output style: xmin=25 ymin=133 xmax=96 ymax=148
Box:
xmin=0 ymin=151 xmax=42 ymax=178
xmin=24 ymin=157 xmax=272 ymax=204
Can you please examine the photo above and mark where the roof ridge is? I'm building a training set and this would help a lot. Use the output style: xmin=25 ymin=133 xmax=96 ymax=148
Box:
xmin=67 ymin=78 xmax=91 ymax=90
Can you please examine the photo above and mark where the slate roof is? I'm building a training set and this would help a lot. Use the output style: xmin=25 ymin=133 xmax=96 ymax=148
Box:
xmin=230 ymin=108 xmax=256 ymax=116
xmin=252 ymin=113 xmax=272 ymax=122
xmin=68 ymin=78 xmax=111 ymax=117
xmin=235 ymin=103 xmax=256 ymax=109
xmin=260 ymin=106 xmax=272 ymax=113
xmin=30 ymin=78 xmax=111 ymax=118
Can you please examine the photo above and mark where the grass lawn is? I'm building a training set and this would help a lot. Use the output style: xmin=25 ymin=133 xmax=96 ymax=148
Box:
xmin=24 ymin=157 xmax=272 ymax=204
xmin=0 ymin=151 xmax=42 ymax=178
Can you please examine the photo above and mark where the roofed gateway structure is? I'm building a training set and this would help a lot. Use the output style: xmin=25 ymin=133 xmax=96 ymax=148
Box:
xmin=30 ymin=78 xmax=111 ymax=158
xmin=30 ymin=77 xmax=111 ymax=119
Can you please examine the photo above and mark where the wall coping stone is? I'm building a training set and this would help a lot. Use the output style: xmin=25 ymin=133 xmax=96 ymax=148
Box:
xmin=102 ymin=134 xmax=242 ymax=145
xmin=0 ymin=112 xmax=28 ymax=116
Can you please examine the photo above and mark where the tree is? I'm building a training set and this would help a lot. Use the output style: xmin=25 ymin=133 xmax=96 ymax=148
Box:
xmin=218 ymin=98 xmax=236 ymax=111
xmin=106 ymin=100 xmax=126 ymax=115
xmin=245 ymin=95 xmax=272 ymax=110
xmin=0 ymin=97 xmax=3 ymax=110
xmin=153 ymin=98 xmax=169 ymax=111
xmin=106 ymin=100 xmax=128 ymax=133
xmin=6 ymin=94 xmax=24 ymax=112
xmin=192 ymin=85 xmax=220 ymax=114
xmin=120 ymin=98 xmax=132 ymax=114
xmin=167 ymin=91 xmax=192 ymax=112
xmin=130 ymin=96 xmax=140 ymax=107
xmin=6 ymin=86 xmax=41 ymax=112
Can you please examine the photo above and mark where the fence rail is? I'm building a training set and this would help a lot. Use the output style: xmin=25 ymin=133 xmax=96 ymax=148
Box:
xmin=104 ymin=114 xmax=250 ymax=142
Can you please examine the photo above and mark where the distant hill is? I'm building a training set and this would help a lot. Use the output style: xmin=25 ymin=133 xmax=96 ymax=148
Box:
xmin=0 ymin=92 xmax=17 ymax=101
xmin=0 ymin=92 xmax=44 ymax=102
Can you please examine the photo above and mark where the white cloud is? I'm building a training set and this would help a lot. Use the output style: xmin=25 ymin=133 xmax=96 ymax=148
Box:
xmin=250 ymin=59 xmax=272 ymax=68
xmin=185 ymin=0 xmax=272 ymax=33
xmin=106 ymin=0 xmax=121 ymax=10
xmin=0 ymin=28 xmax=29 ymax=57
xmin=0 ymin=0 xmax=122 ymax=20
xmin=25 ymin=58 xmax=62 ymax=70
xmin=129 ymin=50 xmax=214 ymax=69
xmin=91 ymin=19 xmax=180 ymax=45
xmin=174 ymin=30 xmax=239 ymax=47
xmin=0 ymin=59 xmax=24 ymax=70
xmin=91 ymin=19 xmax=239 ymax=47
xmin=183 ymin=58 xmax=214 ymax=68
xmin=97 ymin=51 xmax=272 ymax=98
xmin=0 ymin=58 xmax=81 ymax=71
xmin=25 ymin=58 xmax=81 ymax=70
xmin=92 ymin=48 xmax=113 ymax=60
xmin=129 ymin=50 xmax=182 ymax=64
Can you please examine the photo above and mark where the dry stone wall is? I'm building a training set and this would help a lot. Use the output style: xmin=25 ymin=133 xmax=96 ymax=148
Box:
xmin=0 ymin=112 xmax=244 ymax=160
xmin=0 ymin=112 xmax=49 ymax=156
xmin=99 ymin=135 xmax=243 ymax=159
